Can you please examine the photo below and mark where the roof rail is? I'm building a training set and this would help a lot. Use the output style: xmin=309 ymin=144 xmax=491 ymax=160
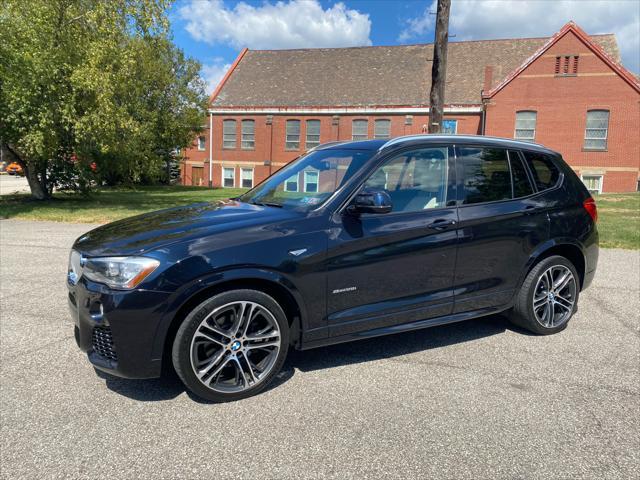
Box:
xmin=378 ymin=134 xmax=548 ymax=151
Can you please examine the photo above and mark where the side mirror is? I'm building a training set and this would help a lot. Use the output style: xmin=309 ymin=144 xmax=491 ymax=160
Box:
xmin=346 ymin=190 xmax=393 ymax=215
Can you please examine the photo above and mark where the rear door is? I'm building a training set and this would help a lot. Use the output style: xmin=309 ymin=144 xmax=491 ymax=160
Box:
xmin=326 ymin=145 xmax=459 ymax=337
xmin=453 ymin=146 xmax=549 ymax=313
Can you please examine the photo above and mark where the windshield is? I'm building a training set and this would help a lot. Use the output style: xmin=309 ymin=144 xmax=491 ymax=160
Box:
xmin=238 ymin=148 xmax=376 ymax=211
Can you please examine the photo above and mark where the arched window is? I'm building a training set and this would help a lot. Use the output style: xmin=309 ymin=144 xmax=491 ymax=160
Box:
xmin=352 ymin=119 xmax=368 ymax=140
xmin=223 ymin=120 xmax=236 ymax=149
xmin=285 ymin=119 xmax=300 ymax=150
xmin=241 ymin=119 xmax=255 ymax=150
xmin=374 ymin=119 xmax=391 ymax=139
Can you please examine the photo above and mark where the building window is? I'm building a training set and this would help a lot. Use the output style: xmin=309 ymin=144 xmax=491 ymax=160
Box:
xmin=222 ymin=167 xmax=235 ymax=188
xmin=197 ymin=136 xmax=206 ymax=151
xmin=304 ymin=170 xmax=318 ymax=192
xmin=514 ymin=111 xmax=537 ymax=141
xmin=286 ymin=120 xmax=300 ymax=150
xmin=442 ymin=119 xmax=457 ymax=134
xmin=241 ymin=168 xmax=254 ymax=188
xmin=584 ymin=110 xmax=609 ymax=150
xmin=374 ymin=119 xmax=391 ymax=139
xmin=352 ymin=119 xmax=368 ymax=140
xmin=241 ymin=120 xmax=255 ymax=150
xmin=223 ymin=120 xmax=236 ymax=149
xmin=284 ymin=174 xmax=299 ymax=192
xmin=305 ymin=120 xmax=321 ymax=150
xmin=581 ymin=175 xmax=603 ymax=195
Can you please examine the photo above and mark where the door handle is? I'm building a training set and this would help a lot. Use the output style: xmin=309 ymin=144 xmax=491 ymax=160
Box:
xmin=520 ymin=205 xmax=539 ymax=215
xmin=427 ymin=219 xmax=457 ymax=230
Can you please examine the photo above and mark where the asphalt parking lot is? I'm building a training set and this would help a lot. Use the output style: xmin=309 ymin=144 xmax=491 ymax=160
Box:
xmin=1 ymin=219 xmax=638 ymax=479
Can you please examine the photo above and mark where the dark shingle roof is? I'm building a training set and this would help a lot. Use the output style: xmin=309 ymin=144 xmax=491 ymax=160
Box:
xmin=212 ymin=34 xmax=619 ymax=108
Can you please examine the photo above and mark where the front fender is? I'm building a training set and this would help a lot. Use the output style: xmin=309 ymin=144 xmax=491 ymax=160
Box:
xmin=149 ymin=267 xmax=308 ymax=360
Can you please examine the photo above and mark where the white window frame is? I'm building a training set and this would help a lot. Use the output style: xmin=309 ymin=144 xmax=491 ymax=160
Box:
xmin=584 ymin=110 xmax=609 ymax=151
xmin=352 ymin=119 xmax=368 ymax=141
xmin=442 ymin=119 xmax=458 ymax=134
xmin=284 ymin=174 xmax=299 ymax=192
xmin=240 ymin=167 xmax=254 ymax=189
xmin=222 ymin=166 xmax=235 ymax=188
xmin=374 ymin=119 xmax=391 ymax=139
xmin=241 ymin=120 xmax=255 ymax=150
xmin=197 ymin=136 xmax=206 ymax=151
xmin=581 ymin=174 xmax=603 ymax=194
xmin=303 ymin=170 xmax=319 ymax=193
xmin=285 ymin=119 xmax=301 ymax=150
xmin=223 ymin=120 xmax=236 ymax=149
xmin=305 ymin=119 xmax=321 ymax=150
xmin=514 ymin=111 xmax=537 ymax=141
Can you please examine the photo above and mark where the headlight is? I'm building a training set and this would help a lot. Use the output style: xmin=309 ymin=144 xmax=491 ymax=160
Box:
xmin=82 ymin=256 xmax=160 ymax=290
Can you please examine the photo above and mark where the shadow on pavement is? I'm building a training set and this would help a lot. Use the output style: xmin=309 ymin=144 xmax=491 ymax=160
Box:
xmin=98 ymin=314 xmax=512 ymax=402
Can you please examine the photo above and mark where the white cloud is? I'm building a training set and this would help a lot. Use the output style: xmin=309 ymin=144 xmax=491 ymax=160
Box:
xmin=399 ymin=0 xmax=640 ymax=73
xmin=179 ymin=0 xmax=372 ymax=50
xmin=201 ymin=59 xmax=232 ymax=93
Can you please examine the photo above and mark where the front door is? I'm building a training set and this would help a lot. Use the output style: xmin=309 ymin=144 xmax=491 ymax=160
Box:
xmin=326 ymin=146 xmax=459 ymax=337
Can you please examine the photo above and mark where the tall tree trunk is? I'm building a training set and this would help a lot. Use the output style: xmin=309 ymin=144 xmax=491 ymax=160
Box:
xmin=3 ymin=143 xmax=49 ymax=199
xmin=428 ymin=0 xmax=451 ymax=134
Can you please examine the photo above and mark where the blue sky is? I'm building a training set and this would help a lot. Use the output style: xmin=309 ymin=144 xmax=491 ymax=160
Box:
xmin=169 ymin=0 xmax=640 ymax=92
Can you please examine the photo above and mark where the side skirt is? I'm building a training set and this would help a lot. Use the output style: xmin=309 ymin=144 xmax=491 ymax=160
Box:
xmin=298 ymin=304 xmax=511 ymax=351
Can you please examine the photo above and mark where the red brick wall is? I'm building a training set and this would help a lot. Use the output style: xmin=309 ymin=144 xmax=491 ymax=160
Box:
xmin=183 ymin=113 xmax=481 ymax=188
xmin=484 ymin=31 xmax=640 ymax=192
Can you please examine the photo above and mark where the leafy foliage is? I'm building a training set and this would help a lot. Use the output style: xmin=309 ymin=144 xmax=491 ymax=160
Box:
xmin=0 ymin=0 xmax=207 ymax=198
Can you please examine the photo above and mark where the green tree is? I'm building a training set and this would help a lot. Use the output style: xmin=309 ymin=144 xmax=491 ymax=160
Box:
xmin=0 ymin=0 xmax=207 ymax=199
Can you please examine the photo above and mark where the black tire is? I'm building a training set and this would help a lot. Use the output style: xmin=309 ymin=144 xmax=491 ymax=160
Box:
xmin=509 ymin=255 xmax=580 ymax=335
xmin=172 ymin=289 xmax=290 ymax=402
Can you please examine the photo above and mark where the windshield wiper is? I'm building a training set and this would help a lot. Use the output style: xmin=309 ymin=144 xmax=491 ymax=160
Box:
xmin=249 ymin=200 xmax=283 ymax=208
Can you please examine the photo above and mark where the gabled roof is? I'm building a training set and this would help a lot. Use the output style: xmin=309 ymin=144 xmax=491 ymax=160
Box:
xmin=484 ymin=22 xmax=640 ymax=98
xmin=210 ymin=30 xmax=620 ymax=108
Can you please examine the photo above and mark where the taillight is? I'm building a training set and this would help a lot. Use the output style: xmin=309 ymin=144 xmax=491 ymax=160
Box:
xmin=583 ymin=197 xmax=598 ymax=223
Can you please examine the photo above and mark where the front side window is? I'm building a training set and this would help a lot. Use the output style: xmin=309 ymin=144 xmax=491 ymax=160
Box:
xmin=223 ymin=120 xmax=236 ymax=149
xmin=306 ymin=120 xmax=321 ymax=149
xmin=514 ymin=111 xmax=537 ymax=141
xmin=584 ymin=110 xmax=609 ymax=150
xmin=374 ymin=119 xmax=391 ymax=139
xmin=362 ymin=147 xmax=451 ymax=213
xmin=442 ymin=119 xmax=457 ymax=134
xmin=352 ymin=119 xmax=368 ymax=140
xmin=286 ymin=120 xmax=300 ymax=150
xmin=222 ymin=167 xmax=235 ymax=187
xmin=238 ymin=148 xmax=375 ymax=211
xmin=197 ymin=136 xmax=206 ymax=151
xmin=241 ymin=168 xmax=254 ymax=188
xmin=241 ymin=120 xmax=255 ymax=150
xmin=522 ymin=150 xmax=560 ymax=191
xmin=459 ymin=147 xmax=512 ymax=204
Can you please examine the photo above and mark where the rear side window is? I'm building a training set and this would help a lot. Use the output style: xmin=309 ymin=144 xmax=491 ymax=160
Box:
xmin=458 ymin=147 xmax=512 ymax=204
xmin=522 ymin=151 xmax=560 ymax=190
xmin=509 ymin=151 xmax=534 ymax=198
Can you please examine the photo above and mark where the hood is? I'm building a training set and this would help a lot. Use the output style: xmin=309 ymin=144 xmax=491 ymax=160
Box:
xmin=73 ymin=200 xmax=300 ymax=256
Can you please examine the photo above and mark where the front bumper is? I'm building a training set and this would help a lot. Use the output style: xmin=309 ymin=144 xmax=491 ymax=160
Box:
xmin=68 ymin=278 xmax=170 ymax=379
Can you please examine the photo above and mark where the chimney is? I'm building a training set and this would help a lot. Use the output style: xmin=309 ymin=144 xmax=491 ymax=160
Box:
xmin=483 ymin=65 xmax=494 ymax=92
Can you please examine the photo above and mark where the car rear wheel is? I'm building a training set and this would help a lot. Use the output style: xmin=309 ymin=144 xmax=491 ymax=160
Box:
xmin=509 ymin=255 xmax=580 ymax=335
xmin=172 ymin=289 xmax=289 ymax=402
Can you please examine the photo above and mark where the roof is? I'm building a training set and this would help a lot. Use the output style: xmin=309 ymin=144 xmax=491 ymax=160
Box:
xmin=211 ymin=33 xmax=620 ymax=108
xmin=323 ymin=135 xmax=557 ymax=155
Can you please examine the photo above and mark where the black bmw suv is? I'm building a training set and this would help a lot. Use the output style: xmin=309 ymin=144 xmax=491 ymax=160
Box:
xmin=68 ymin=135 xmax=598 ymax=402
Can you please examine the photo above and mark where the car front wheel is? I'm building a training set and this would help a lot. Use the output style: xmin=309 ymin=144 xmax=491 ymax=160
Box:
xmin=172 ymin=289 xmax=289 ymax=402
xmin=510 ymin=255 xmax=580 ymax=335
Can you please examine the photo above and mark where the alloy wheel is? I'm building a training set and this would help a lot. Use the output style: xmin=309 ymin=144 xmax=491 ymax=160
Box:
xmin=189 ymin=301 xmax=281 ymax=393
xmin=532 ymin=265 xmax=577 ymax=328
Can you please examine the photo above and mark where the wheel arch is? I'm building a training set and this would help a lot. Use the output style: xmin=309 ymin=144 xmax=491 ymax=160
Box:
xmin=521 ymin=239 xmax=586 ymax=290
xmin=156 ymin=271 xmax=306 ymax=373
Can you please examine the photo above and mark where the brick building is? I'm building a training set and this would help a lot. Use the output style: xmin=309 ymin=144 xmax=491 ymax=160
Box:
xmin=182 ymin=22 xmax=639 ymax=193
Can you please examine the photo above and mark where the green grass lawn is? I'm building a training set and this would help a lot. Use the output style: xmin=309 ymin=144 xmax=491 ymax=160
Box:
xmin=596 ymin=192 xmax=640 ymax=249
xmin=1 ymin=186 xmax=638 ymax=249
xmin=0 ymin=186 xmax=248 ymax=224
